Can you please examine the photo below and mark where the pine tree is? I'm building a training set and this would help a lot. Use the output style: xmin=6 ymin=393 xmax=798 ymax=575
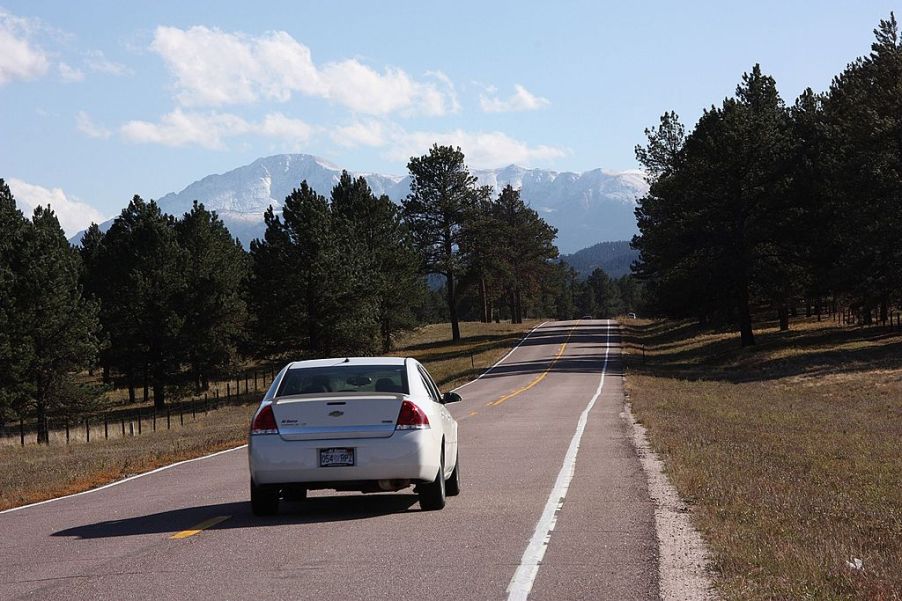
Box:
xmin=0 ymin=180 xmax=30 ymax=426
xmin=403 ymin=145 xmax=481 ymax=342
xmin=587 ymin=268 xmax=624 ymax=318
xmin=250 ymin=180 xmax=376 ymax=358
xmin=489 ymin=185 xmax=558 ymax=323
xmin=823 ymin=13 xmax=902 ymax=322
xmin=634 ymin=66 xmax=793 ymax=345
xmin=176 ymin=201 xmax=248 ymax=390
xmin=93 ymin=196 xmax=187 ymax=408
xmin=331 ymin=172 xmax=423 ymax=352
xmin=18 ymin=206 xmax=101 ymax=442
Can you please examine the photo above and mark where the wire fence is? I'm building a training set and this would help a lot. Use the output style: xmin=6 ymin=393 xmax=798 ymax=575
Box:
xmin=0 ymin=365 xmax=279 ymax=448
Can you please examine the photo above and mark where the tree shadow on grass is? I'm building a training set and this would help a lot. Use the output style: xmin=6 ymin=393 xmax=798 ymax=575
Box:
xmin=623 ymin=319 xmax=902 ymax=384
xmin=53 ymin=494 xmax=421 ymax=539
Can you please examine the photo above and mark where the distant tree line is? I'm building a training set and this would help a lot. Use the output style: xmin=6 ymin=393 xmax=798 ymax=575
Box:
xmin=633 ymin=14 xmax=902 ymax=346
xmin=1 ymin=145 xmax=590 ymax=441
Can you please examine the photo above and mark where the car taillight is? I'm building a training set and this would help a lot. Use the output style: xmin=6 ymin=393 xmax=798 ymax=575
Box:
xmin=396 ymin=399 xmax=430 ymax=430
xmin=251 ymin=404 xmax=278 ymax=435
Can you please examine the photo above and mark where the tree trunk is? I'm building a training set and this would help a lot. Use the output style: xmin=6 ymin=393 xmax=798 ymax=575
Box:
xmin=514 ymin=287 xmax=523 ymax=324
xmin=880 ymin=299 xmax=888 ymax=324
xmin=738 ymin=286 xmax=755 ymax=347
xmin=862 ymin=303 xmax=873 ymax=325
xmin=102 ymin=364 xmax=110 ymax=384
xmin=143 ymin=366 xmax=149 ymax=403
xmin=479 ymin=277 xmax=489 ymax=323
xmin=127 ymin=371 xmax=136 ymax=404
xmin=381 ymin=317 xmax=392 ymax=353
xmin=35 ymin=385 xmax=49 ymax=445
xmin=447 ymin=270 xmax=460 ymax=342
xmin=153 ymin=382 xmax=166 ymax=410
xmin=778 ymin=304 xmax=790 ymax=332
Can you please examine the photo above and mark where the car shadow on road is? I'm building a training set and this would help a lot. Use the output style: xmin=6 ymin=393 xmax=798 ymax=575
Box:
xmin=52 ymin=494 xmax=421 ymax=539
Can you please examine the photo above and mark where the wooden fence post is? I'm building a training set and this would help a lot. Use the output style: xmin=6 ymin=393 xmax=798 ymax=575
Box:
xmin=20 ymin=418 xmax=24 ymax=447
xmin=137 ymin=411 xmax=142 ymax=435
xmin=65 ymin=420 xmax=70 ymax=444
xmin=104 ymin=415 xmax=108 ymax=440
xmin=166 ymin=409 xmax=171 ymax=429
xmin=85 ymin=418 xmax=90 ymax=443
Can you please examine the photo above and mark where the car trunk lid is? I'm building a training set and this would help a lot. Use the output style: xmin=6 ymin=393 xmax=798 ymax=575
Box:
xmin=270 ymin=392 xmax=404 ymax=440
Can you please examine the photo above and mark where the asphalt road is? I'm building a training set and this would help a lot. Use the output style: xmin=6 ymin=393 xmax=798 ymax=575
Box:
xmin=0 ymin=319 xmax=659 ymax=601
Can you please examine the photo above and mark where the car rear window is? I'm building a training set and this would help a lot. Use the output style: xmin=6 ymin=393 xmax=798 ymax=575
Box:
xmin=276 ymin=364 xmax=408 ymax=397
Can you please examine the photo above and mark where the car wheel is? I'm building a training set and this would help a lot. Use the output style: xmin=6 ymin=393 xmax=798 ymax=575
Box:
xmin=282 ymin=485 xmax=307 ymax=502
xmin=250 ymin=479 xmax=279 ymax=516
xmin=418 ymin=451 xmax=446 ymax=511
xmin=445 ymin=451 xmax=461 ymax=496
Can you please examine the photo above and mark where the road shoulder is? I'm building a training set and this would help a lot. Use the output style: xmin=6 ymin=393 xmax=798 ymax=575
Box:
xmin=622 ymin=390 xmax=719 ymax=601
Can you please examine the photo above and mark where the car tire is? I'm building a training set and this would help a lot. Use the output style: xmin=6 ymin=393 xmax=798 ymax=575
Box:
xmin=250 ymin=479 xmax=279 ymax=516
xmin=445 ymin=451 xmax=461 ymax=496
xmin=418 ymin=451 xmax=446 ymax=511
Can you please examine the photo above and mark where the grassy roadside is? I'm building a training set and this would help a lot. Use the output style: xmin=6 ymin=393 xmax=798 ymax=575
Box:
xmin=0 ymin=320 xmax=538 ymax=511
xmin=621 ymin=317 xmax=902 ymax=600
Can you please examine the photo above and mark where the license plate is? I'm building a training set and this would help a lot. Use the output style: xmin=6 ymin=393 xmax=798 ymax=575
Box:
xmin=319 ymin=447 xmax=355 ymax=467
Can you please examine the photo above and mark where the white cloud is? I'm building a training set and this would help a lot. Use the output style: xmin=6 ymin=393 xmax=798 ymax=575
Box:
xmin=84 ymin=50 xmax=131 ymax=76
xmin=7 ymin=178 xmax=105 ymax=237
xmin=259 ymin=112 xmax=313 ymax=143
xmin=480 ymin=84 xmax=550 ymax=113
xmin=75 ymin=111 xmax=111 ymax=139
xmin=149 ymin=25 xmax=456 ymax=116
xmin=120 ymin=109 xmax=314 ymax=149
xmin=331 ymin=120 xmax=386 ymax=147
xmin=58 ymin=61 xmax=84 ymax=82
xmin=0 ymin=10 xmax=49 ymax=85
xmin=121 ymin=109 xmax=252 ymax=149
xmin=386 ymin=128 xmax=567 ymax=168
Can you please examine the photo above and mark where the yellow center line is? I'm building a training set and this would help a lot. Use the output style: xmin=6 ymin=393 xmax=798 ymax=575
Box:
xmin=487 ymin=321 xmax=579 ymax=407
xmin=170 ymin=515 xmax=231 ymax=540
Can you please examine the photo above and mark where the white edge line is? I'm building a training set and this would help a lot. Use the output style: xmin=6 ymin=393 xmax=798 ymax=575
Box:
xmin=452 ymin=320 xmax=550 ymax=392
xmin=0 ymin=444 xmax=248 ymax=515
xmin=505 ymin=320 xmax=612 ymax=601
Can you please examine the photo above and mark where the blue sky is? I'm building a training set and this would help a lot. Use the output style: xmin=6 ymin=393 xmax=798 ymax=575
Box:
xmin=0 ymin=1 xmax=896 ymax=234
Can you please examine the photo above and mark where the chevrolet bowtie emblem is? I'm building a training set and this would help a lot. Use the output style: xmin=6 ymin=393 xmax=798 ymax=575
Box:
xmin=328 ymin=410 xmax=344 ymax=417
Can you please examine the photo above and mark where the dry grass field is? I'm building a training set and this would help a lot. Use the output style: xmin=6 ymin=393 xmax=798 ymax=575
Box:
xmin=622 ymin=317 xmax=902 ymax=601
xmin=0 ymin=320 xmax=537 ymax=511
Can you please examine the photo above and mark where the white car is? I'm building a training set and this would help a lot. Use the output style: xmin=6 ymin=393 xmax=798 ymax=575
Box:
xmin=248 ymin=357 xmax=461 ymax=515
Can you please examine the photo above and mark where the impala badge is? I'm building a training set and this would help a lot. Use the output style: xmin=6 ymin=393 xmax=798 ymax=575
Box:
xmin=329 ymin=410 xmax=344 ymax=417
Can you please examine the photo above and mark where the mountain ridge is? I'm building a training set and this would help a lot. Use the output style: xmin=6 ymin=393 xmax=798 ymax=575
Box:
xmin=71 ymin=153 xmax=647 ymax=253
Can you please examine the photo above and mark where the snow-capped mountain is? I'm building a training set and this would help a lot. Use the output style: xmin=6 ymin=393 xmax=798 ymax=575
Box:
xmin=71 ymin=154 xmax=647 ymax=254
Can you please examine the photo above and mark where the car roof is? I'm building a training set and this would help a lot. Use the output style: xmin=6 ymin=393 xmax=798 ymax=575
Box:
xmin=286 ymin=357 xmax=408 ymax=370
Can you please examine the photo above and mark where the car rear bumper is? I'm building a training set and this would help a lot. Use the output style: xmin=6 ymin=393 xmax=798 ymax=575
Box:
xmin=248 ymin=429 xmax=440 ymax=486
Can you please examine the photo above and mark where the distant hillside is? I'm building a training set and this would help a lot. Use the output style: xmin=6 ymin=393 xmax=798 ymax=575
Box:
xmin=560 ymin=240 xmax=638 ymax=279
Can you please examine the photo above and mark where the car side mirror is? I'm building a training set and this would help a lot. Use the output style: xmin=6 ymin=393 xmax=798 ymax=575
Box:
xmin=442 ymin=391 xmax=462 ymax=404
